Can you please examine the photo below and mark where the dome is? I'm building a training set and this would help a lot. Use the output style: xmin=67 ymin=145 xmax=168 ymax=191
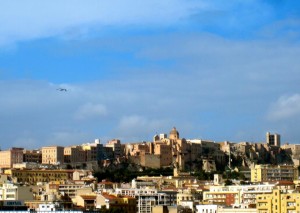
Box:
xmin=169 ymin=127 xmax=179 ymax=139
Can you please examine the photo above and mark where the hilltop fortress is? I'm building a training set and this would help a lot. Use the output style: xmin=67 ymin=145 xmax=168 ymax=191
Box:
xmin=0 ymin=127 xmax=295 ymax=175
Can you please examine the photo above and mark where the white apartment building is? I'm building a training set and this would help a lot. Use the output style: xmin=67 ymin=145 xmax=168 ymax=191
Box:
xmin=203 ymin=184 xmax=276 ymax=206
xmin=0 ymin=182 xmax=33 ymax=200
xmin=115 ymin=188 xmax=174 ymax=213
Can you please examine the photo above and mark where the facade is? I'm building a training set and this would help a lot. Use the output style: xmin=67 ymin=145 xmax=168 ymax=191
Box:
xmin=154 ymin=142 xmax=172 ymax=167
xmin=81 ymin=141 xmax=100 ymax=161
xmin=5 ymin=169 xmax=74 ymax=185
xmin=125 ymin=142 xmax=151 ymax=157
xmin=105 ymin=139 xmax=122 ymax=158
xmin=196 ymin=204 xmax=218 ymax=213
xmin=251 ymin=164 xmax=298 ymax=182
xmin=37 ymin=203 xmax=63 ymax=211
xmin=47 ymin=182 xmax=93 ymax=198
xmin=96 ymin=193 xmax=136 ymax=213
xmin=64 ymin=146 xmax=86 ymax=163
xmin=176 ymin=188 xmax=196 ymax=205
xmin=0 ymin=182 xmax=33 ymax=201
xmin=41 ymin=146 xmax=64 ymax=165
xmin=257 ymin=189 xmax=300 ymax=213
xmin=115 ymin=188 xmax=175 ymax=213
xmin=23 ymin=149 xmax=42 ymax=163
xmin=203 ymin=184 xmax=276 ymax=207
xmin=0 ymin=148 xmax=24 ymax=168
xmin=74 ymin=194 xmax=97 ymax=210
xmin=281 ymin=143 xmax=300 ymax=166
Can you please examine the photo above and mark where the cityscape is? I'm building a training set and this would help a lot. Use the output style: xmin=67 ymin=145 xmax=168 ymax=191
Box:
xmin=1 ymin=1 xmax=300 ymax=213
xmin=0 ymin=127 xmax=300 ymax=212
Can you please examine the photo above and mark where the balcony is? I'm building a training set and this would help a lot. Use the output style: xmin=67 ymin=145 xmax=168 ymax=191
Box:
xmin=286 ymin=198 xmax=295 ymax=202
xmin=286 ymin=205 xmax=296 ymax=210
xmin=257 ymin=205 xmax=268 ymax=210
xmin=257 ymin=199 xmax=268 ymax=203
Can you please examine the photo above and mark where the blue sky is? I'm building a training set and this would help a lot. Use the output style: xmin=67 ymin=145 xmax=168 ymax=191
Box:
xmin=1 ymin=0 xmax=300 ymax=149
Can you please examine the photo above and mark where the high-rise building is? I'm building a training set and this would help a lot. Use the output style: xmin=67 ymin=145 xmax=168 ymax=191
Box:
xmin=266 ymin=132 xmax=280 ymax=147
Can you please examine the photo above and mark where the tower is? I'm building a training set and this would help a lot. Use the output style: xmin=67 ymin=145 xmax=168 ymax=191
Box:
xmin=266 ymin=132 xmax=281 ymax=147
xmin=169 ymin=127 xmax=179 ymax=140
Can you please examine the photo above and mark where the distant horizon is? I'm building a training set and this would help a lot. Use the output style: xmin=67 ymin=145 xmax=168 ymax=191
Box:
xmin=1 ymin=1 xmax=300 ymax=149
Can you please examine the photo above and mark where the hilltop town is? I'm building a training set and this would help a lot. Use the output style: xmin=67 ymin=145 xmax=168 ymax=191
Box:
xmin=0 ymin=127 xmax=300 ymax=212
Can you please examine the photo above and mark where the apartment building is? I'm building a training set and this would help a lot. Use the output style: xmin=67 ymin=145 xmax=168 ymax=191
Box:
xmin=64 ymin=146 xmax=85 ymax=163
xmin=257 ymin=189 xmax=300 ymax=213
xmin=74 ymin=194 xmax=97 ymax=210
xmin=96 ymin=193 xmax=136 ymax=213
xmin=46 ymin=182 xmax=93 ymax=199
xmin=23 ymin=149 xmax=42 ymax=163
xmin=105 ymin=139 xmax=122 ymax=158
xmin=5 ymin=169 xmax=73 ymax=185
xmin=177 ymin=188 xmax=197 ymax=205
xmin=0 ymin=182 xmax=33 ymax=200
xmin=205 ymin=184 xmax=277 ymax=207
xmin=115 ymin=188 xmax=175 ymax=213
xmin=41 ymin=146 xmax=64 ymax=165
xmin=251 ymin=164 xmax=298 ymax=182
xmin=81 ymin=142 xmax=100 ymax=161
xmin=0 ymin=148 xmax=24 ymax=168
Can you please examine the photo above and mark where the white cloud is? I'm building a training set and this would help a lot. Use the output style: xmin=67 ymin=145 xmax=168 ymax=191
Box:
xmin=74 ymin=103 xmax=107 ymax=120
xmin=267 ymin=94 xmax=300 ymax=121
xmin=2 ymin=32 xmax=300 ymax=147
xmin=0 ymin=0 xmax=206 ymax=46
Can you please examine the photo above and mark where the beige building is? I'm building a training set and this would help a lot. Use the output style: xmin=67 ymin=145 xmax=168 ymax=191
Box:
xmin=251 ymin=164 xmax=298 ymax=182
xmin=177 ymin=188 xmax=196 ymax=205
xmin=105 ymin=139 xmax=122 ymax=158
xmin=154 ymin=142 xmax=172 ymax=167
xmin=64 ymin=146 xmax=86 ymax=163
xmin=96 ymin=193 xmax=136 ymax=213
xmin=42 ymin=146 xmax=64 ymax=165
xmin=187 ymin=139 xmax=225 ymax=167
xmin=74 ymin=194 xmax=97 ymax=210
xmin=281 ymin=143 xmax=300 ymax=166
xmin=81 ymin=143 xmax=98 ymax=161
xmin=46 ymin=182 xmax=93 ymax=199
xmin=5 ymin=168 xmax=74 ymax=185
xmin=281 ymin=143 xmax=300 ymax=157
xmin=0 ymin=147 xmax=24 ymax=168
xmin=125 ymin=142 xmax=152 ymax=157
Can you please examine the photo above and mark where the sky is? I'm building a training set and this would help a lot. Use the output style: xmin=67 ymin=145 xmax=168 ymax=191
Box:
xmin=1 ymin=0 xmax=300 ymax=149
